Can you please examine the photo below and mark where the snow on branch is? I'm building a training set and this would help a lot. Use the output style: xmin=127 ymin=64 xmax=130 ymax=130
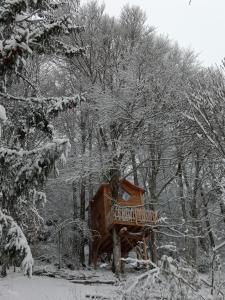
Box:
xmin=47 ymin=94 xmax=86 ymax=116
xmin=0 ymin=91 xmax=84 ymax=108
xmin=0 ymin=104 xmax=7 ymax=123
xmin=0 ymin=1 xmax=85 ymax=82
xmin=0 ymin=92 xmax=85 ymax=115
xmin=213 ymin=240 xmax=225 ymax=252
xmin=0 ymin=139 xmax=71 ymax=199
xmin=0 ymin=0 xmax=27 ymax=23
xmin=0 ymin=104 xmax=7 ymax=138
xmin=54 ymin=40 xmax=86 ymax=58
xmin=121 ymin=257 xmax=157 ymax=269
xmin=0 ymin=209 xmax=33 ymax=276
xmin=0 ymin=93 xmax=85 ymax=136
xmin=122 ymin=256 xmax=205 ymax=300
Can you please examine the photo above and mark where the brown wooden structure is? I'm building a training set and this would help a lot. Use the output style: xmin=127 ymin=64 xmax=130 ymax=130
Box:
xmin=91 ymin=179 xmax=157 ymax=271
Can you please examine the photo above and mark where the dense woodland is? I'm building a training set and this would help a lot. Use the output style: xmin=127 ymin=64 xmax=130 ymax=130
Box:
xmin=1 ymin=0 xmax=225 ymax=299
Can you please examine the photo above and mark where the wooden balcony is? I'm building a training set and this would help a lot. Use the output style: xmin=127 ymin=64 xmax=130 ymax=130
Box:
xmin=106 ymin=205 xmax=157 ymax=229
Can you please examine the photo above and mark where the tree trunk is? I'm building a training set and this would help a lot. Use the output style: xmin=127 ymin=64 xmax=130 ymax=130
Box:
xmin=109 ymin=122 xmax=123 ymax=202
xmin=80 ymin=177 xmax=86 ymax=266
xmin=177 ymin=160 xmax=189 ymax=258
xmin=219 ymin=197 xmax=225 ymax=224
xmin=189 ymin=153 xmax=201 ymax=264
xmin=88 ymin=130 xmax=93 ymax=266
xmin=109 ymin=167 xmax=120 ymax=202
xmin=58 ymin=230 xmax=62 ymax=269
xmin=178 ymin=162 xmax=187 ymax=221
xmin=88 ymin=173 xmax=93 ymax=266
xmin=79 ymin=106 xmax=87 ymax=266
xmin=88 ymin=201 xmax=92 ymax=266
xmin=131 ymin=150 xmax=139 ymax=186
xmin=201 ymin=189 xmax=215 ymax=249
xmin=150 ymin=230 xmax=157 ymax=264
xmin=72 ymin=181 xmax=79 ymax=267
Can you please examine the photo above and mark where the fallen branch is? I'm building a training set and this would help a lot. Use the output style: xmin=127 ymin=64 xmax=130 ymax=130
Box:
xmin=70 ymin=279 xmax=116 ymax=285
xmin=121 ymin=257 xmax=158 ymax=269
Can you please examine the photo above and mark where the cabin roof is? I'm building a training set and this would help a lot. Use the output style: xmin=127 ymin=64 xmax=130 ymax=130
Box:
xmin=120 ymin=178 xmax=145 ymax=194
xmin=91 ymin=179 xmax=145 ymax=205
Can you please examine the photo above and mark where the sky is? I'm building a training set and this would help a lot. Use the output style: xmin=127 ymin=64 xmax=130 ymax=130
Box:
xmin=82 ymin=0 xmax=224 ymax=67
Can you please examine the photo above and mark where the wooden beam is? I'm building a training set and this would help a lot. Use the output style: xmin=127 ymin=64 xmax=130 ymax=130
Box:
xmin=143 ymin=237 xmax=148 ymax=261
xmin=112 ymin=228 xmax=121 ymax=275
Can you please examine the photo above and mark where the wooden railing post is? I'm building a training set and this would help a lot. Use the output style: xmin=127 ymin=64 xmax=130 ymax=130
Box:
xmin=134 ymin=208 xmax=137 ymax=225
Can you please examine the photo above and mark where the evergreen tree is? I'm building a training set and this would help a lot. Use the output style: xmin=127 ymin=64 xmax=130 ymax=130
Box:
xmin=0 ymin=0 xmax=84 ymax=276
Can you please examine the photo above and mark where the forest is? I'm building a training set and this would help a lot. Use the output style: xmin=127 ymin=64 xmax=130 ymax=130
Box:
xmin=0 ymin=0 xmax=225 ymax=299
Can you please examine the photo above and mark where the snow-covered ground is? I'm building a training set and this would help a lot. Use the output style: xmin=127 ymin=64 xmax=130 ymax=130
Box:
xmin=0 ymin=270 xmax=120 ymax=300
xmin=0 ymin=263 xmax=216 ymax=300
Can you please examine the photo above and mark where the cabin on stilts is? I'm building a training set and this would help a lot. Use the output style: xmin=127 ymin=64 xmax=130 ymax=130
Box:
xmin=90 ymin=178 xmax=157 ymax=273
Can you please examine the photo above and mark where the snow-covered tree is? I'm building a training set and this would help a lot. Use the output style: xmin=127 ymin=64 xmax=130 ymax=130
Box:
xmin=43 ymin=2 xmax=204 ymax=269
xmin=0 ymin=0 xmax=85 ymax=276
xmin=0 ymin=209 xmax=33 ymax=277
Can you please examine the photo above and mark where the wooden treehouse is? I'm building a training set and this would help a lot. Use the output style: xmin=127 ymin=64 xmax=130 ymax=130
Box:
xmin=90 ymin=179 xmax=157 ymax=272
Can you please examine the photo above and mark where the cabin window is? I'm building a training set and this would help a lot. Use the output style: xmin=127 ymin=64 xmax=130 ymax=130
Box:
xmin=118 ymin=186 xmax=130 ymax=201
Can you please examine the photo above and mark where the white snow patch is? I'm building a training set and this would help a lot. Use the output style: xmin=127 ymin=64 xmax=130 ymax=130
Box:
xmin=0 ymin=270 xmax=119 ymax=300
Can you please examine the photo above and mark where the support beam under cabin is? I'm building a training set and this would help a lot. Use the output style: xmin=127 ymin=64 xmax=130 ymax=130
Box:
xmin=112 ymin=227 xmax=121 ymax=275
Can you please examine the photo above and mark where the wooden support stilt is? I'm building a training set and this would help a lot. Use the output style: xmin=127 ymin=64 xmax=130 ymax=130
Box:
xmin=121 ymin=251 xmax=128 ymax=273
xmin=143 ymin=237 xmax=148 ymax=260
xmin=112 ymin=227 xmax=121 ymax=275
xmin=93 ymin=253 xmax=98 ymax=270
xmin=151 ymin=229 xmax=157 ymax=264
xmin=92 ymin=240 xmax=101 ymax=269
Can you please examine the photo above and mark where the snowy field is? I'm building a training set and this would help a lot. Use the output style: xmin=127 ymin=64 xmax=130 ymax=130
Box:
xmin=0 ymin=271 xmax=120 ymax=300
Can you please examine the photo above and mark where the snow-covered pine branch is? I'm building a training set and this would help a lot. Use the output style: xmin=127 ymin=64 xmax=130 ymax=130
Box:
xmin=0 ymin=139 xmax=71 ymax=201
xmin=0 ymin=0 xmax=84 ymax=92
xmin=0 ymin=104 xmax=7 ymax=139
xmin=0 ymin=93 xmax=85 ymax=145
xmin=0 ymin=104 xmax=7 ymax=123
xmin=0 ymin=209 xmax=33 ymax=277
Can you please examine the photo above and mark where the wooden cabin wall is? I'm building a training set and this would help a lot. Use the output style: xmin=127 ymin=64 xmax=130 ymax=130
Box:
xmin=91 ymin=181 xmax=145 ymax=238
xmin=104 ymin=185 xmax=112 ymax=220
xmin=91 ymin=188 xmax=107 ymax=238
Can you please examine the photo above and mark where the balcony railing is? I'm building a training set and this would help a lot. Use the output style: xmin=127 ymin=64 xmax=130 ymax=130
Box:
xmin=106 ymin=205 xmax=157 ymax=229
